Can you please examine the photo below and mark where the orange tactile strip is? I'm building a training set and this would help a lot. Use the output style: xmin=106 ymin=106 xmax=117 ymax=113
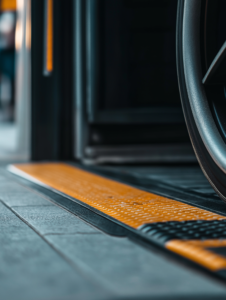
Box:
xmin=45 ymin=0 xmax=53 ymax=72
xmin=166 ymin=240 xmax=226 ymax=271
xmin=11 ymin=163 xmax=226 ymax=229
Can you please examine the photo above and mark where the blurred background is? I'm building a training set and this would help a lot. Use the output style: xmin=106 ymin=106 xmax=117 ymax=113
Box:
xmin=0 ymin=0 xmax=30 ymax=162
xmin=0 ymin=0 xmax=194 ymax=164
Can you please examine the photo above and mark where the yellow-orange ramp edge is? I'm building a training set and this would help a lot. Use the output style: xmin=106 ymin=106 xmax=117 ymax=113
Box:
xmin=10 ymin=163 xmax=226 ymax=229
xmin=9 ymin=162 xmax=226 ymax=273
xmin=167 ymin=240 xmax=226 ymax=271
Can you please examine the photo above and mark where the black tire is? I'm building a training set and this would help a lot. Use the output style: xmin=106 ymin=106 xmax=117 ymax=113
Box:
xmin=177 ymin=0 xmax=226 ymax=202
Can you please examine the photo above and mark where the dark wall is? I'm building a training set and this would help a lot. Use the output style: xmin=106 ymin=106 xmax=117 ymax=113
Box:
xmin=99 ymin=0 xmax=179 ymax=109
xmin=31 ymin=0 xmax=73 ymax=160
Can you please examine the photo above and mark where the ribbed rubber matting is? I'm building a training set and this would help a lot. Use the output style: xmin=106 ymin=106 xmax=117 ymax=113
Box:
xmin=9 ymin=163 xmax=226 ymax=278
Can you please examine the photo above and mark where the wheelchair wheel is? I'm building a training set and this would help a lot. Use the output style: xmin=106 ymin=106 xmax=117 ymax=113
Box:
xmin=177 ymin=0 xmax=226 ymax=202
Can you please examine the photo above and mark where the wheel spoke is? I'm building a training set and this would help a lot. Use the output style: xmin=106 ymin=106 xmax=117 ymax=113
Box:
xmin=202 ymin=40 xmax=226 ymax=85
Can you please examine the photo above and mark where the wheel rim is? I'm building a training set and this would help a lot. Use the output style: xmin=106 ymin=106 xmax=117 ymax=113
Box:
xmin=203 ymin=0 xmax=226 ymax=144
xmin=182 ymin=0 xmax=226 ymax=174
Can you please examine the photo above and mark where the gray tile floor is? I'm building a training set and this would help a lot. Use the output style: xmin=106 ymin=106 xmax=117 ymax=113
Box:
xmin=1 ymin=168 xmax=226 ymax=299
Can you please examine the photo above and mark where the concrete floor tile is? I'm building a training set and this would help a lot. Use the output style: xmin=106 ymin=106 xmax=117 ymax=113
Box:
xmin=0 ymin=203 xmax=114 ymax=300
xmin=0 ymin=174 xmax=8 ymax=182
xmin=12 ymin=205 xmax=100 ymax=235
xmin=0 ymin=191 xmax=53 ymax=206
xmin=0 ymin=180 xmax=54 ymax=206
xmin=46 ymin=233 xmax=226 ymax=299
xmin=0 ymin=181 xmax=30 ymax=192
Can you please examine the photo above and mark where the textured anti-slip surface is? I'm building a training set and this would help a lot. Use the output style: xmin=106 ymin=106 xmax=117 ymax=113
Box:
xmin=140 ymin=220 xmax=226 ymax=241
xmin=10 ymin=163 xmax=226 ymax=228
xmin=9 ymin=162 xmax=226 ymax=277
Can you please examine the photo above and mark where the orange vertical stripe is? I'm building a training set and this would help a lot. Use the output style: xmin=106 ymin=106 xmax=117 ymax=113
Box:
xmin=46 ymin=0 xmax=53 ymax=72
xmin=0 ymin=0 xmax=17 ymax=11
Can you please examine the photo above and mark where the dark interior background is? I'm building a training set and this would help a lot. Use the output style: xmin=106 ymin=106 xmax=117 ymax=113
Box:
xmin=98 ymin=0 xmax=180 ymax=110
xmin=88 ymin=0 xmax=190 ymax=147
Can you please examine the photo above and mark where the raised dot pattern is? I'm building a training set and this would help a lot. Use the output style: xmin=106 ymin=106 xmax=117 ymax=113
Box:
xmin=14 ymin=163 xmax=226 ymax=229
xmin=141 ymin=220 xmax=226 ymax=242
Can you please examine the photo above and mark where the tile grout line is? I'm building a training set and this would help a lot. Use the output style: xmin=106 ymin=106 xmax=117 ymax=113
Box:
xmin=0 ymin=169 xmax=108 ymax=233
xmin=44 ymin=232 xmax=101 ymax=236
xmin=0 ymin=198 xmax=118 ymax=294
xmin=11 ymin=205 xmax=55 ymax=208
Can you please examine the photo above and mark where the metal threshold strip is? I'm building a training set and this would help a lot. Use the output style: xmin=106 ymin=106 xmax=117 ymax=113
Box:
xmin=8 ymin=162 xmax=226 ymax=279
